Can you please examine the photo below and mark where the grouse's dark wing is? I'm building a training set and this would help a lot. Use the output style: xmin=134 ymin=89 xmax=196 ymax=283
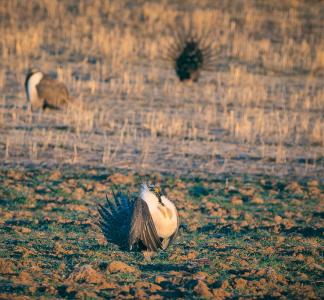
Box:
xmin=98 ymin=190 xmax=134 ymax=250
xmin=36 ymin=75 xmax=69 ymax=109
xmin=128 ymin=198 xmax=162 ymax=251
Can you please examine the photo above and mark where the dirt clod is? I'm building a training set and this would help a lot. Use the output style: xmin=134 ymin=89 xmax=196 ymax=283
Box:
xmin=194 ymin=280 xmax=214 ymax=298
xmin=107 ymin=261 xmax=139 ymax=274
xmin=68 ymin=265 xmax=105 ymax=284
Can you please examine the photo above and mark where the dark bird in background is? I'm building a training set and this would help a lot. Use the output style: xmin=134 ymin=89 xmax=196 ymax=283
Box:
xmin=163 ymin=19 xmax=218 ymax=82
xmin=25 ymin=68 xmax=70 ymax=110
xmin=98 ymin=184 xmax=179 ymax=255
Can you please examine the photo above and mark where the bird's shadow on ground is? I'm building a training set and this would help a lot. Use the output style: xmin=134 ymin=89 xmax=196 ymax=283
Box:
xmin=139 ymin=263 xmax=195 ymax=298
xmin=139 ymin=262 xmax=197 ymax=273
xmin=197 ymin=223 xmax=323 ymax=238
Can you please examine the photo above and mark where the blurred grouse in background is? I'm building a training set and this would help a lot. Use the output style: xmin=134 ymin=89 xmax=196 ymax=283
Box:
xmin=164 ymin=20 xmax=217 ymax=82
xmin=25 ymin=68 xmax=70 ymax=110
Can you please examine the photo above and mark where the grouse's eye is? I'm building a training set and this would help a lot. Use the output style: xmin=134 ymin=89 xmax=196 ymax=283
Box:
xmin=147 ymin=184 xmax=162 ymax=197
xmin=148 ymin=184 xmax=155 ymax=192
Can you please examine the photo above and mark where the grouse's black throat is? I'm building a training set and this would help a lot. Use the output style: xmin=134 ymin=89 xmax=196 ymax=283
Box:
xmin=148 ymin=185 xmax=165 ymax=206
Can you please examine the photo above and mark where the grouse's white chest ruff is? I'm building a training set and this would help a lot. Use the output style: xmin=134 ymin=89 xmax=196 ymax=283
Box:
xmin=26 ymin=71 xmax=43 ymax=105
xmin=140 ymin=186 xmax=178 ymax=238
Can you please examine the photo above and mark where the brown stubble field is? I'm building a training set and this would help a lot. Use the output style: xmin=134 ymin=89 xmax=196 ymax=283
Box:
xmin=0 ymin=0 xmax=323 ymax=175
xmin=0 ymin=0 xmax=323 ymax=299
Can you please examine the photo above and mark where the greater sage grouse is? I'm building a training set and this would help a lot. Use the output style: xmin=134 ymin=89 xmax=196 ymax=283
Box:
xmin=164 ymin=21 xmax=217 ymax=82
xmin=25 ymin=68 xmax=70 ymax=110
xmin=98 ymin=184 xmax=179 ymax=252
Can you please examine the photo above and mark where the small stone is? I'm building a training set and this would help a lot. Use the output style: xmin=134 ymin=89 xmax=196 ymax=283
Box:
xmin=193 ymin=271 xmax=209 ymax=280
xmin=68 ymin=265 xmax=105 ymax=284
xmin=98 ymin=282 xmax=117 ymax=290
xmin=155 ymin=276 xmax=167 ymax=284
xmin=75 ymin=291 xmax=98 ymax=299
xmin=213 ymin=288 xmax=232 ymax=299
xmin=231 ymin=196 xmax=243 ymax=205
xmin=135 ymin=288 xmax=147 ymax=299
xmin=274 ymin=215 xmax=282 ymax=224
xmin=66 ymin=204 xmax=88 ymax=212
xmin=49 ymin=170 xmax=62 ymax=181
xmin=0 ymin=259 xmax=15 ymax=274
xmin=194 ymin=280 xmax=213 ymax=298
xmin=72 ymin=188 xmax=85 ymax=200
xmin=107 ymin=261 xmax=139 ymax=274
xmin=135 ymin=281 xmax=161 ymax=292
xmin=13 ymin=226 xmax=31 ymax=234
xmin=187 ymin=251 xmax=198 ymax=260
xmin=17 ymin=271 xmax=33 ymax=284
xmin=108 ymin=173 xmax=134 ymax=184
xmin=251 ymin=196 xmax=264 ymax=204
xmin=176 ymin=180 xmax=186 ymax=189
xmin=235 ymin=278 xmax=247 ymax=289
xmin=221 ymin=280 xmax=229 ymax=289
xmin=95 ymin=182 xmax=107 ymax=192
xmin=308 ymin=179 xmax=318 ymax=187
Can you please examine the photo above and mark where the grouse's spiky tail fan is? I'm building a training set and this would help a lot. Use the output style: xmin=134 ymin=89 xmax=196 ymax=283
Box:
xmin=98 ymin=188 xmax=135 ymax=250
xmin=162 ymin=16 xmax=218 ymax=82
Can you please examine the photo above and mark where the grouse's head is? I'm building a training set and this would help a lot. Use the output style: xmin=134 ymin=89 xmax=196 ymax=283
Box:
xmin=25 ymin=68 xmax=42 ymax=79
xmin=141 ymin=183 xmax=165 ymax=206
xmin=25 ymin=68 xmax=43 ymax=88
xmin=24 ymin=68 xmax=44 ymax=103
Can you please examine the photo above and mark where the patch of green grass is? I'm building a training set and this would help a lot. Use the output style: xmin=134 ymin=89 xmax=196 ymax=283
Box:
xmin=0 ymin=186 xmax=28 ymax=207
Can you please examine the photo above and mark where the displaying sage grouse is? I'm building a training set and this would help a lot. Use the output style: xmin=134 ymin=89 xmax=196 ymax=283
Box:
xmin=98 ymin=184 xmax=179 ymax=252
xmin=164 ymin=21 xmax=217 ymax=82
xmin=25 ymin=68 xmax=70 ymax=110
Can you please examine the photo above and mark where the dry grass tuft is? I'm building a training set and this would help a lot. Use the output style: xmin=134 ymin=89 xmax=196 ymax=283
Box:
xmin=0 ymin=0 xmax=323 ymax=176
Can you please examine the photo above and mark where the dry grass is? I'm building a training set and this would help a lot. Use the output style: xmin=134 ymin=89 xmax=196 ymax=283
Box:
xmin=0 ymin=0 xmax=323 ymax=176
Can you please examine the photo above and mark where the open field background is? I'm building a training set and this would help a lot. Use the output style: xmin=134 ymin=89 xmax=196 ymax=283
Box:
xmin=0 ymin=0 xmax=324 ymax=299
xmin=0 ymin=0 xmax=323 ymax=176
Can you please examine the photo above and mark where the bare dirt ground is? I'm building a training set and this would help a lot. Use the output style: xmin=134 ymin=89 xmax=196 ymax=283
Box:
xmin=0 ymin=0 xmax=323 ymax=299
xmin=0 ymin=167 xmax=323 ymax=299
